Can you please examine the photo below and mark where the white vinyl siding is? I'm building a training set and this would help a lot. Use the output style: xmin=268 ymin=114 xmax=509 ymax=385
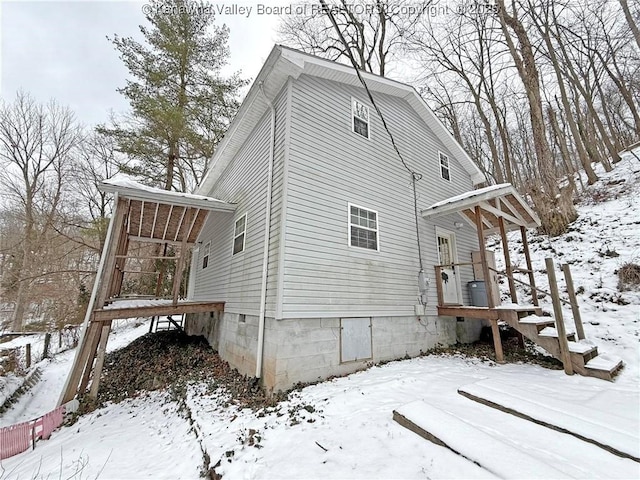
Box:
xmin=232 ymin=213 xmax=247 ymax=255
xmin=351 ymin=97 xmax=370 ymax=139
xmin=439 ymin=151 xmax=451 ymax=181
xmin=349 ymin=204 xmax=379 ymax=251
xmin=191 ymin=84 xmax=289 ymax=315
xmin=281 ymin=74 xmax=478 ymax=318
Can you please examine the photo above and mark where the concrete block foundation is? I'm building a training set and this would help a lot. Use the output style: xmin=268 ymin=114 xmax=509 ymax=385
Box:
xmin=185 ymin=312 xmax=480 ymax=393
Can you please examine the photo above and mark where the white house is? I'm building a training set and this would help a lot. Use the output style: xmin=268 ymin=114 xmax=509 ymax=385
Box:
xmin=184 ymin=45 xmax=496 ymax=392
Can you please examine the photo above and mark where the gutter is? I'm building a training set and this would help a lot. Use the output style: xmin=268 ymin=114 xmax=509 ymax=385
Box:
xmin=255 ymin=81 xmax=276 ymax=379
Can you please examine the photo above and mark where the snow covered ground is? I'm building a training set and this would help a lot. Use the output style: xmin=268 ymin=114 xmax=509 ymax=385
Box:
xmin=1 ymin=157 xmax=639 ymax=479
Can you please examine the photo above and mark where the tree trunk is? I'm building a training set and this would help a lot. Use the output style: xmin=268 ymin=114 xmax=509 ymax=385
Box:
xmin=496 ymin=0 xmax=577 ymax=235
xmin=619 ymin=0 xmax=640 ymax=51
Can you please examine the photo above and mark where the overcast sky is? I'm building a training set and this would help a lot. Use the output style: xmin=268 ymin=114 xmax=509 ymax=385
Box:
xmin=0 ymin=0 xmax=289 ymax=127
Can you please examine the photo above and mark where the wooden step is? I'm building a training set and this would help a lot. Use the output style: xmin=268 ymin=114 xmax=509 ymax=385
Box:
xmin=584 ymin=355 xmax=624 ymax=381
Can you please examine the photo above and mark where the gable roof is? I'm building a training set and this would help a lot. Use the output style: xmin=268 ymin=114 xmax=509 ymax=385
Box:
xmin=197 ymin=45 xmax=485 ymax=194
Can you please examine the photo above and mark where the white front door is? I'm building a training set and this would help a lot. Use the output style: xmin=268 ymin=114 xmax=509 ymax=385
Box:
xmin=436 ymin=230 xmax=462 ymax=305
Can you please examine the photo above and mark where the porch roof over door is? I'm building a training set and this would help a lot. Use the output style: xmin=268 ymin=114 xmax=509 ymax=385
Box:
xmin=99 ymin=177 xmax=236 ymax=244
xmin=421 ymin=183 xmax=540 ymax=234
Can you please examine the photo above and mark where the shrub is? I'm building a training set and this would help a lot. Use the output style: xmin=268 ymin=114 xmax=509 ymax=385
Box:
xmin=617 ymin=262 xmax=640 ymax=290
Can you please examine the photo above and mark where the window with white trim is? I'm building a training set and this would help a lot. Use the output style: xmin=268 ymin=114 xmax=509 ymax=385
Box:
xmin=352 ymin=98 xmax=370 ymax=139
xmin=232 ymin=213 xmax=247 ymax=255
xmin=202 ymin=242 xmax=210 ymax=269
xmin=349 ymin=204 xmax=378 ymax=250
xmin=439 ymin=152 xmax=451 ymax=181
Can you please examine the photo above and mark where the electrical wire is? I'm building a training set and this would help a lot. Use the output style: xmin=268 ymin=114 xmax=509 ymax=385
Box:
xmin=318 ymin=0 xmax=425 ymax=273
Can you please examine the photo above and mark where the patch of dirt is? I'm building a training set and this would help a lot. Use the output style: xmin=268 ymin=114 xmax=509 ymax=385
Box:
xmin=424 ymin=328 xmax=564 ymax=370
xmin=96 ymin=331 xmax=282 ymax=409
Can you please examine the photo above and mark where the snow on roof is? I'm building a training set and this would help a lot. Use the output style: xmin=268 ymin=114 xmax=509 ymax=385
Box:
xmin=100 ymin=175 xmax=235 ymax=212
xmin=427 ymin=183 xmax=513 ymax=210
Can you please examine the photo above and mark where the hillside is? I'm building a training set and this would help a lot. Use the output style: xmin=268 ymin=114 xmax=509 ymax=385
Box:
xmin=1 ymin=156 xmax=639 ymax=479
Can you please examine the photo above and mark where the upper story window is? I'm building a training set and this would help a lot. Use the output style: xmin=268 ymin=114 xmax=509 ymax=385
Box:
xmin=232 ymin=213 xmax=247 ymax=255
xmin=439 ymin=152 xmax=451 ymax=181
xmin=352 ymin=98 xmax=370 ymax=139
xmin=349 ymin=204 xmax=379 ymax=251
xmin=202 ymin=242 xmax=210 ymax=269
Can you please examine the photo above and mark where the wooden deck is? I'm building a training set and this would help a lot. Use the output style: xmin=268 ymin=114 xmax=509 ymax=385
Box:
xmin=437 ymin=305 xmax=541 ymax=320
xmin=92 ymin=301 xmax=225 ymax=322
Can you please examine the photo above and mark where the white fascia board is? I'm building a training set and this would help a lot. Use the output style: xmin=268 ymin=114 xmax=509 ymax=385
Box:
xmin=100 ymin=179 xmax=236 ymax=212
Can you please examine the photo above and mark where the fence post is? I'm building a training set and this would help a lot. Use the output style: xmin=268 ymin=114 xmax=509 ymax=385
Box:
xmin=562 ymin=263 xmax=585 ymax=340
xmin=42 ymin=333 xmax=51 ymax=360
xmin=58 ymin=330 xmax=62 ymax=349
xmin=25 ymin=344 xmax=31 ymax=369
xmin=545 ymin=258 xmax=573 ymax=375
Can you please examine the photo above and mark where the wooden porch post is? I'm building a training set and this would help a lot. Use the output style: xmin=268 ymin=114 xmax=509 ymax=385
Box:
xmin=59 ymin=197 xmax=129 ymax=405
xmin=172 ymin=208 xmax=194 ymax=305
xmin=498 ymin=217 xmax=518 ymax=304
xmin=89 ymin=322 xmax=112 ymax=399
xmin=520 ymin=226 xmax=539 ymax=306
xmin=475 ymin=206 xmax=503 ymax=363
xmin=546 ymin=258 xmax=573 ymax=375
xmin=500 ymin=217 xmax=524 ymax=348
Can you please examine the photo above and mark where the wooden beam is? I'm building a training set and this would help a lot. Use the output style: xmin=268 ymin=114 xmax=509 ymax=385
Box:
xmin=475 ymin=206 xmax=503 ymax=363
xmin=58 ymin=196 xmax=129 ymax=405
xmin=89 ymin=322 xmax=112 ymax=399
xmin=173 ymin=207 xmax=188 ymax=242
xmin=434 ymin=265 xmax=445 ymax=306
xmin=162 ymin=205 xmax=174 ymax=240
xmin=562 ymin=263 xmax=585 ymax=341
xmin=520 ymin=226 xmax=539 ymax=306
xmin=479 ymin=201 xmax=525 ymax=228
xmin=78 ymin=321 xmax=104 ymax=394
xmin=499 ymin=196 xmax=527 ymax=225
xmin=437 ymin=306 xmax=499 ymax=320
xmin=499 ymin=217 xmax=518 ymax=304
xmin=92 ymin=301 xmax=225 ymax=322
xmin=172 ymin=209 xmax=194 ymax=304
xmin=150 ymin=202 xmax=160 ymax=239
xmin=545 ymin=257 xmax=573 ymax=375
xmin=127 ymin=235 xmax=195 ymax=246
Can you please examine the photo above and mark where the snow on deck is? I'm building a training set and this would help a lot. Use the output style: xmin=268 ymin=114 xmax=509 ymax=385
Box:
xmin=458 ymin=380 xmax=640 ymax=461
xmin=394 ymin=400 xmax=572 ymax=479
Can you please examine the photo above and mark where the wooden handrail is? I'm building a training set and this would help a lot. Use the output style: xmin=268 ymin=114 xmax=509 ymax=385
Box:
xmin=489 ymin=267 xmax=573 ymax=307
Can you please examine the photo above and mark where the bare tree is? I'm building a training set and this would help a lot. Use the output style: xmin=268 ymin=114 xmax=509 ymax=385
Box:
xmin=280 ymin=0 xmax=426 ymax=75
xmin=495 ymin=0 xmax=577 ymax=235
xmin=0 ymin=92 xmax=80 ymax=331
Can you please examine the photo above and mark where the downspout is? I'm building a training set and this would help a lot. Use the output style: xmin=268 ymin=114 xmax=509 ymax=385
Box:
xmin=256 ymin=81 xmax=276 ymax=379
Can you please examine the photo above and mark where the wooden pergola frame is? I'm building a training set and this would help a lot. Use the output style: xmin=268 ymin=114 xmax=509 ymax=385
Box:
xmin=59 ymin=179 xmax=235 ymax=405
xmin=422 ymin=183 xmax=542 ymax=362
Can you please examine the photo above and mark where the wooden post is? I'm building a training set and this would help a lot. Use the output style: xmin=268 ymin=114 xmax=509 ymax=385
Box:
xmin=78 ymin=322 xmax=105 ymax=394
xmin=434 ymin=266 xmax=444 ymax=306
xmin=25 ymin=343 xmax=31 ymax=369
xmin=499 ymin=217 xmax=518 ymax=304
xmin=42 ymin=333 xmax=51 ymax=360
xmin=58 ymin=197 xmax=129 ymax=405
xmin=562 ymin=263 xmax=585 ymax=340
xmin=545 ymin=258 xmax=573 ymax=375
xmin=520 ymin=226 xmax=539 ymax=306
xmin=475 ymin=206 xmax=503 ymax=363
xmin=58 ymin=330 xmax=62 ymax=349
xmin=89 ymin=322 xmax=112 ymax=399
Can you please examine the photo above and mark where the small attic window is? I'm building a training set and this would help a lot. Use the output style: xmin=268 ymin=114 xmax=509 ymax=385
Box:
xmin=352 ymin=98 xmax=370 ymax=139
xmin=439 ymin=152 xmax=451 ymax=181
